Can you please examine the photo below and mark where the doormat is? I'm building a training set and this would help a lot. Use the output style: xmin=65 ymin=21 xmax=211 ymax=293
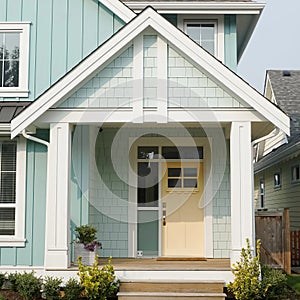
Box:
xmin=156 ymin=257 xmax=207 ymax=261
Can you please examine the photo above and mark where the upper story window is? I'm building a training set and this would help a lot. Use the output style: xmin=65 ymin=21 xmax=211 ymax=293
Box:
xmin=0 ymin=23 xmax=30 ymax=98
xmin=185 ymin=22 xmax=216 ymax=55
xmin=291 ymin=165 xmax=300 ymax=183
xmin=274 ymin=171 xmax=281 ymax=189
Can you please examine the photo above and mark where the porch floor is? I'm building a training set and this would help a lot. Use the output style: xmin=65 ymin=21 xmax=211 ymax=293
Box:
xmin=97 ymin=258 xmax=231 ymax=271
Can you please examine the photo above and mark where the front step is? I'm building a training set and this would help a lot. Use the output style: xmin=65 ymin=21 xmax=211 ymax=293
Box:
xmin=117 ymin=292 xmax=226 ymax=300
xmin=117 ymin=280 xmax=226 ymax=300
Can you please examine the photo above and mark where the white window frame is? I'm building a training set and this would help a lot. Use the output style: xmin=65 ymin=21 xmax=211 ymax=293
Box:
xmin=0 ymin=22 xmax=30 ymax=98
xmin=178 ymin=15 xmax=224 ymax=62
xmin=274 ymin=171 xmax=281 ymax=189
xmin=291 ymin=164 xmax=300 ymax=184
xmin=0 ymin=137 xmax=26 ymax=247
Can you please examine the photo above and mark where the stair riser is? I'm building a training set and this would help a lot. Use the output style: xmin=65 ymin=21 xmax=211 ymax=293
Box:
xmin=118 ymin=296 xmax=225 ymax=300
xmin=120 ymin=282 xmax=224 ymax=293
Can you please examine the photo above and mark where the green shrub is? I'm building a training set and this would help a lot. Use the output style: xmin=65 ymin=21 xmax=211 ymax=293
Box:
xmin=78 ymin=255 xmax=119 ymax=300
xmin=7 ymin=272 xmax=21 ymax=291
xmin=63 ymin=278 xmax=83 ymax=300
xmin=227 ymin=239 xmax=262 ymax=300
xmin=227 ymin=239 xmax=293 ymax=300
xmin=15 ymin=271 xmax=42 ymax=300
xmin=261 ymin=266 xmax=292 ymax=300
xmin=0 ymin=273 xmax=5 ymax=289
xmin=43 ymin=276 xmax=63 ymax=300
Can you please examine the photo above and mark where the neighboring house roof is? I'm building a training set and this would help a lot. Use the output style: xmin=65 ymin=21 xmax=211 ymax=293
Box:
xmin=0 ymin=102 xmax=30 ymax=123
xmin=11 ymin=7 xmax=289 ymax=138
xmin=255 ymin=70 xmax=300 ymax=172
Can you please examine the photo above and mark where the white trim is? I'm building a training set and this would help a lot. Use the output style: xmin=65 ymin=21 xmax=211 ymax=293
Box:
xmin=99 ymin=0 xmax=135 ymax=23
xmin=11 ymin=7 xmax=289 ymax=137
xmin=37 ymin=109 xmax=267 ymax=124
xmin=129 ymin=137 xmax=213 ymax=258
xmin=178 ymin=15 xmax=224 ymax=63
xmin=123 ymin=1 xmax=265 ymax=14
xmin=0 ymin=137 xmax=26 ymax=247
xmin=44 ymin=123 xmax=71 ymax=268
xmin=132 ymin=35 xmax=144 ymax=122
xmin=157 ymin=36 xmax=168 ymax=122
xmin=0 ymin=23 xmax=30 ymax=98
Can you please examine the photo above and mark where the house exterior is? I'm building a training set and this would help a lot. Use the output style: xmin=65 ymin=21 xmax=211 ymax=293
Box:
xmin=0 ymin=0 xmax=289 ymax=283
xmin=254 ymin=70 xmax=300 ymax=232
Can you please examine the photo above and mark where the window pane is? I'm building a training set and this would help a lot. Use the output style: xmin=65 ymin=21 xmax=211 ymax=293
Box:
xmin=0 ymin=208 xmax=15 ymax=235
xmin=168 ymin=179 xmax=181 ymax=188
xmin=184 ymin=168 xmax=197 ymax=177
xmin=138 ymin=162 xmax=158 ymax=207
xmin=186 ymin=24 xmax=200 ymax=43
xmin=0 ymin=172 xmax=16 ymax=203
xmin=168 ymin=168 xmax=181 ymax=177
xmin=4 ymin=33 xmax=19 ymax=59
xmin=137 ymin=147 xmax=158 ymax=159
xmin=184 ymin=179 xmax=198 ymax=188
xmin=162 ymin=146 xmax=203 ymax=159
xmin=1 ymin=143 xmax=16 ymax=171
xmin=201 ymin=24 xmax=214 ymax=40
xmin=201 ymin=41 xmax=214 ymax=55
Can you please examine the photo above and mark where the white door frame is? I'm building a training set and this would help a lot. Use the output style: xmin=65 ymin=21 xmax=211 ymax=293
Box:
xmin=128 ymin=136 xmax=213 ymax=258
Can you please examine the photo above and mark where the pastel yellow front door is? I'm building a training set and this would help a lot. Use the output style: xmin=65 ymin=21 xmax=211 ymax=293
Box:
xmin=162 ymin=162 xmax=204 ymax=257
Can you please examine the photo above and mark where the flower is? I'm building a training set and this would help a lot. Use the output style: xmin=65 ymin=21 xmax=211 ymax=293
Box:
xmin=84 ymin=241 xmax=102 ymax=252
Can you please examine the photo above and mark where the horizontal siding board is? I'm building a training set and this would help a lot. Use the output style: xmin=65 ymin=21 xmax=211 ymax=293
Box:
xmin=255 ymin=156 xmax=300 ymax=230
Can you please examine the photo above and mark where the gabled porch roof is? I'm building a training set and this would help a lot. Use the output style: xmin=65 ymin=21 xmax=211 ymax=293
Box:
xmin=11 ymin=7 xmax=289 ymax=138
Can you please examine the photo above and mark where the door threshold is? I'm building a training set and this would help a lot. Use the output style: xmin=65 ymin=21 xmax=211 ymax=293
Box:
xmin=156 ymin=257 xmax=207 ymax=261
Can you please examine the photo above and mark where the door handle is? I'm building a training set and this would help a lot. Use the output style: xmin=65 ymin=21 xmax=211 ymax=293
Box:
xmin=162 ymin=203 xmax=166 ymax=226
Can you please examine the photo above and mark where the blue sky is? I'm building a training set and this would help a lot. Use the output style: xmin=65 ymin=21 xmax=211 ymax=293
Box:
xmin=238 ymin=0 xmax=300 ymax=93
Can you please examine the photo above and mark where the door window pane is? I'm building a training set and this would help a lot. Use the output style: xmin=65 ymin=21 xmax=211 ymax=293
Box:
xmin=138 ymin=162 xmax=158 ymax=207
xmin=183 ymin=168 xmax=197 ymax=177
xmin=168 ymin=168 xmax=181 ymax=177
xmin=168 ymin=179 xmax=181 ymax=188
xmin=184 ymin=179 xmax=198 ymax=188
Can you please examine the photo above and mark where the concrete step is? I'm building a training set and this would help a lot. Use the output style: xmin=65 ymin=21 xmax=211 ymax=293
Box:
xmin=119 ymin=280 xmax=224 ymax=293
xmin=117 ymin=292 xmax=227 ymax=300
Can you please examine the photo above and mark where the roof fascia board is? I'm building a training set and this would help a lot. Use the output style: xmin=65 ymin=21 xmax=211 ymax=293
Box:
xmin=124 ymin=2 xmax=265 ymax=13
xmin=11 ymin=7 xmax=288 ymax=137
xmin=99 ymin=0 xmax=135 ymax=22
xmin=254 ymin=142 xmax=300 ymax=173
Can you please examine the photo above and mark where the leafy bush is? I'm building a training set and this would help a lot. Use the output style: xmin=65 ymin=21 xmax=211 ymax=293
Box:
xmin=78 ymin=255 xmax=119 ymax=300
xmin=43 ymin=276 xmax=63 ymax=300
xmin=63 ymin=278 xmax=83 ymax=300
xmin=261 ymin=266 xmax=292 ymax=300
xmin=227 ymin=239 xmax=262 ymax=300
xmin=7 ymin=272 xmax=21 ymax=291
xmin=227 ymin=239 xmax=293 ymax=300
xmin=15 ymin=271 xmax=42 ymax=300
xmin=0 ymin=273 xmax=5 ymax=289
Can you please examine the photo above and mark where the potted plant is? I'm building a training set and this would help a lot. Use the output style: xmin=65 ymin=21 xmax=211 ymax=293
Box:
xmin=73 ymin=225 xmax=102 ymax=266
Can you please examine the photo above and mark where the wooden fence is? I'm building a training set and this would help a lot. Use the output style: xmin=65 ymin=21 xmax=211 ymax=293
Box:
xmin=291 ymin=231 xmax=300 ymax=266
xmin=255 ymin=209 xmax=291 ymax=274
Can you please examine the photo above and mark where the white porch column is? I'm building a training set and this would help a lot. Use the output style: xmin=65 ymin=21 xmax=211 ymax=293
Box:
xmin=230 ymin=121 xmax=254 ymax=265
xmin=45 ymin=123 xmax=71 ymax=269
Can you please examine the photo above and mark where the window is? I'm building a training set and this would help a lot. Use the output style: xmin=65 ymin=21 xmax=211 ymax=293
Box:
xmin=291 ymin=165 xmax=300 ymax=183
xmin=185 ymin=21 xmax=216 ymax=55
xmin=0 ymin=23 xmax=30 ymax=97
xmin=167 ymin=167 xmax=199 ymax=190
xmin=259 ymin=178 xmax=264 ymax=208
xmin=0 ymin=139 xmax=26 ymax=246
xmin=274 ymin=172 xmax=281 ymax=189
